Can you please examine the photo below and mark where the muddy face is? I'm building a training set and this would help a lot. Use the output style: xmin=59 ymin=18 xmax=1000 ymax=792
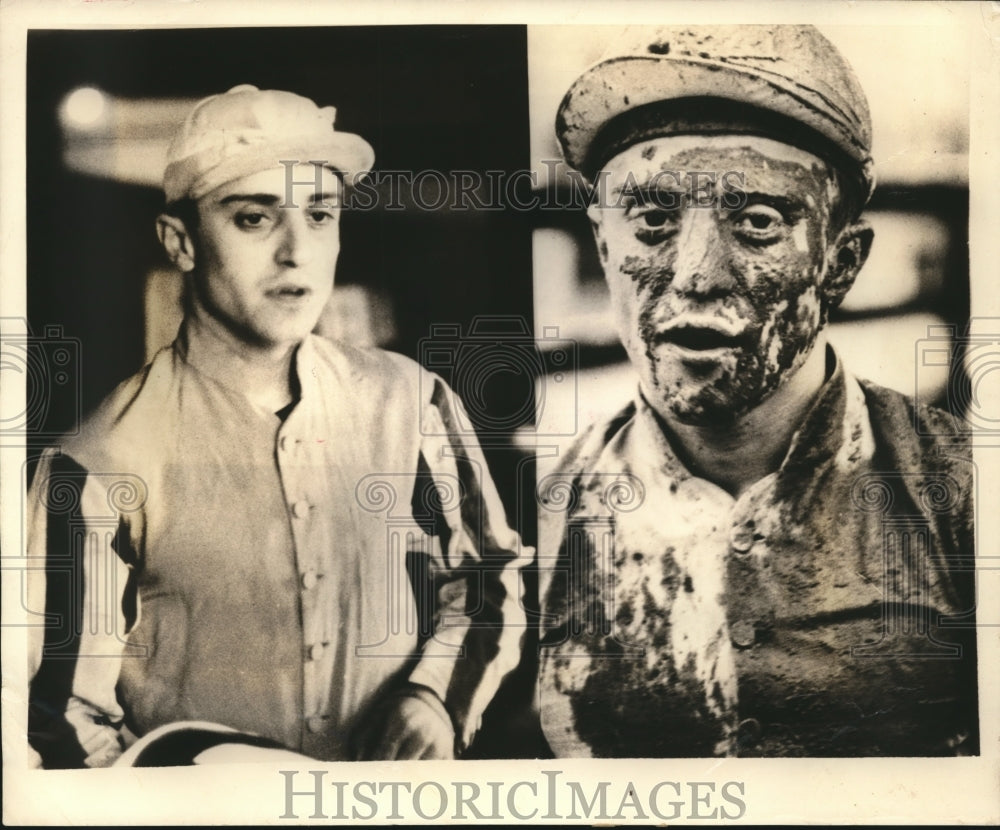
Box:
xmin=592 ymin=134 xmax=850 ymax=425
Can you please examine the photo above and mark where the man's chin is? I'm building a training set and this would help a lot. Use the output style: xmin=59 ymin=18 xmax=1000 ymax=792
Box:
xmin=667 ymin=399 xmax=742 ymax=428
xmin=654 ymin=382 xmax=767 ymax=428
xmin=262 ymin=309 xmax=327 ymax=345
xmin=244 ymin=320 xmax=322 ymax=351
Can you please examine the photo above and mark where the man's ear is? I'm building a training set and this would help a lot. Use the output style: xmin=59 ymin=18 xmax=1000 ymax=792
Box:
xmin=156 ymin=214 xmax=196 ymax=273
xmin=822 ymin=220 xmax=873 ymax=312
xmin=586 ymin=203 xmax=609 ymax=269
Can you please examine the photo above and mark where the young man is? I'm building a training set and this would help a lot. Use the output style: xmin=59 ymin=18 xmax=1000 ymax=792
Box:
xmin=27 ymin=85 xmax=527 ymax=767
xmin=537 ymin=26 xmax=977 ymax=757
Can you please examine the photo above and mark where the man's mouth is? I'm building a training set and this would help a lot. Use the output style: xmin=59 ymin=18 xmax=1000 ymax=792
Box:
xmin=661 ymin=326 xmax=741 ymax=350
xmin=266 ymin=285 xmax=311 ymax=300
xmin=656 ymin=320 xmax=747 ymax=354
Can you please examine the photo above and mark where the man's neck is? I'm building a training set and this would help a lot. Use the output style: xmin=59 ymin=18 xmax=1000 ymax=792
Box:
xmin=186 ymin=301 xmax=299 ymax=414
xmin=656 ymin=341 xmax=830 ymax=499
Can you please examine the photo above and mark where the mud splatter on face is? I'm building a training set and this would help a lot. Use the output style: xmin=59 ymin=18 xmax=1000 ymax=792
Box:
xmin=594 ymin=135 xmax=842 ymax=425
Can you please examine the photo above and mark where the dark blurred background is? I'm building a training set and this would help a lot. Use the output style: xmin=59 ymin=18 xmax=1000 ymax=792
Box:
xmin=26 ymin=25 xmax=543 ymax=758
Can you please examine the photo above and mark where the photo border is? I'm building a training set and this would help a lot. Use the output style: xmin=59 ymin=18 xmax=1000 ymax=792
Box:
xmin=2 ymin=0 xmax=997 ymax=825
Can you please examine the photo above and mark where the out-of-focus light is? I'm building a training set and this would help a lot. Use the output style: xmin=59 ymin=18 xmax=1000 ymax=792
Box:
xmin=60 ymin=87 xmax=108 ymax=131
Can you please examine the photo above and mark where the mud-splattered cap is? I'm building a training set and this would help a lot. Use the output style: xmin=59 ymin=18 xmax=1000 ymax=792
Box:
xmin=163 ymin=84 xmax=375 ymax=204
xmin=556 ymin=25 xmax=875 ymax=202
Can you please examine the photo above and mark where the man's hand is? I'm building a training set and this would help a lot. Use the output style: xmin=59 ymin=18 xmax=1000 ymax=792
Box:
xmin=354 ymin=686 xmax=456 ymax=760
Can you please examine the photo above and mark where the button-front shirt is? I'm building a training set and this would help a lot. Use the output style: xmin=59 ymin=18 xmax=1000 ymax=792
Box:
xmin=537 ymin=353 xmax=977 ymax=757
xmin=27 ymin=318 xmax=528 ymax=767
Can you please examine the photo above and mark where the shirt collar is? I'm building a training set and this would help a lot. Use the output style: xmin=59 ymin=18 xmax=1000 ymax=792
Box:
xmin=174 ymin=314 xmax=319 ymax=408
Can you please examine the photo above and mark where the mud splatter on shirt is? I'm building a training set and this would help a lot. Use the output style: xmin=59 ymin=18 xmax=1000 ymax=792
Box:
xmin=537 ymin=350 xmax=977 ymax=757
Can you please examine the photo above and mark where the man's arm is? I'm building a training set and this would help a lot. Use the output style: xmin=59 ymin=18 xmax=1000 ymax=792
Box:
xmin=26 ymin=449 xmax=133 ymax=768
xmin=355 ymin=376 xmax=530 ymax=759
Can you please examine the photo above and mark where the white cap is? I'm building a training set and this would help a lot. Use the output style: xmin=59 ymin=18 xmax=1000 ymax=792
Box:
xmin=162 ymin=84 xmax=375 ymax=203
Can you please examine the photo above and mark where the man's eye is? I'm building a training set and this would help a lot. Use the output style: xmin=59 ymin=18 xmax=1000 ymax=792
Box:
xmin=308 ymin=209 xmax=337 ymax=225
xmin=641 ymin=209 xmax=671 ymax=228
xmin=734 ymin=205 xmax=786 ymax=238
xmin=627 ymin=204 xmax=679 ymax=243
xmin=235 ymin=212 xmax=270 ymax=229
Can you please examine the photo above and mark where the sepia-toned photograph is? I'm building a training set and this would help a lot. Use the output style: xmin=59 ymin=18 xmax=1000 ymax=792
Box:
xmin=1 ymin=0 xmax=997 ymax=825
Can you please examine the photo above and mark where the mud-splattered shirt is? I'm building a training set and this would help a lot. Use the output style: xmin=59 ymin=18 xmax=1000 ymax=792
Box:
xmin=537 ymin=353 xmax=977 ymax=757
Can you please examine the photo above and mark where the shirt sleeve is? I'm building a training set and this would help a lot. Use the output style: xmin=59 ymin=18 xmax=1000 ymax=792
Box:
xmin=406 ymin=376 xmax=531 ymax=753
xmin=26 ymin=448 xmax=134 ymax=768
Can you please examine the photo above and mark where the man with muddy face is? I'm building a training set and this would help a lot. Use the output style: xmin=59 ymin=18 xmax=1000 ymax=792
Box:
xmin=594 ymin=134 xmax=870 ymax=431
xmin=536 ymin=25 xmax=978 ymax=759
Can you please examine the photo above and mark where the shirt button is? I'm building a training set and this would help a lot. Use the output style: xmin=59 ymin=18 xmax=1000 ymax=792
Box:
xmin=737 ymin=717 xmax=762 ymax=747
xmin=292 ymin=500 xmax=311 ymax=519
xmin=306 ymin=715 xmax=326 ymax=734
xmin=308 ymin=642 xmax=325 ymax=662
xmin=730 ymin=523 xmax=755 ymax=553
xmin=731 ymin=619 xmax=756 ymax=648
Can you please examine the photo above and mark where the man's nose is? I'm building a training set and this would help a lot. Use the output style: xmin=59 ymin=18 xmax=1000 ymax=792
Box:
xmin=275 ymin=214 xmax=312 ymax=267
xmin=670 ymin=210 xmax=734 ymax=295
